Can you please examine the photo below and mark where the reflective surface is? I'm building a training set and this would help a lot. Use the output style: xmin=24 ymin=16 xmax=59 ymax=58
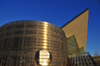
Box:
xmin=66 ymin=35 xmax=85 ymax=58
xmin=66 ymin=35 xmax=79 ymax=58
xmin=35 ymin=49 xmax=52 ymax=66
xmin=0 ymin=20 xmax=67 ymax=66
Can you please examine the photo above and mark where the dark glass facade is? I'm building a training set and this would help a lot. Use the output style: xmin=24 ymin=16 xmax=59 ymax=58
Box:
xmin=71 ymin=52 xmax=97 ymax=66
xmin=0 ymin=20 xmax=67 ymax=66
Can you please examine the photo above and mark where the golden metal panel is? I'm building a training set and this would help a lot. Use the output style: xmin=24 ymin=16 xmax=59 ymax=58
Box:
xmin=0 ymin=20 xmax=67 ymax=66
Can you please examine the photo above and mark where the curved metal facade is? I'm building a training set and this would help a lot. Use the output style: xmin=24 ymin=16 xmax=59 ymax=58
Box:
xmin=0 ymin=20 xmax=67 ymax=66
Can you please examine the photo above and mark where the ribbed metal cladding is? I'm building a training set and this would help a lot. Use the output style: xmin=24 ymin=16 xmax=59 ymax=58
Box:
xmin=0 ymin=20 xmax=67 ymax=66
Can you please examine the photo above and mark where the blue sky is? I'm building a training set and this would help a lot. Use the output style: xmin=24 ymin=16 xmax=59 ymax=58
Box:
xmin=0 ymin=0 xmax=100 ymax=56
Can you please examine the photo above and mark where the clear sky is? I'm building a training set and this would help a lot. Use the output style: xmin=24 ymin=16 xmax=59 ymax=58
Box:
xmin=0 ymin=0 xmax=100 ymax=56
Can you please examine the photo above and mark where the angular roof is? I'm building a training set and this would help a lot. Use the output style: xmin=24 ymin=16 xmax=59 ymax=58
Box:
xmin=61 ymin=8 xmax=89 ymax=51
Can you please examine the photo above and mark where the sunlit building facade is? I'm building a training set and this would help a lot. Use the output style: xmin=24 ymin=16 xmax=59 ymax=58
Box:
xmin=0 ymin=20 xmax=67 ymax=66
xmin=61 ymin=8 xmax=89 ymax=58
xmin=0 ymin=8 xmax=89 ymax=66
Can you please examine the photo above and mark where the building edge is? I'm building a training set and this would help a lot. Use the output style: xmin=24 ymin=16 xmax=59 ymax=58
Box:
xmin=61 ymin=8 xmax=89 ymax=28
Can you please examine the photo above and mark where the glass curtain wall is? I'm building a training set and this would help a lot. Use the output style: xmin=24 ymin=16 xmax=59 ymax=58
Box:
xmin=66 ymin=35 xmax=79 ymax=58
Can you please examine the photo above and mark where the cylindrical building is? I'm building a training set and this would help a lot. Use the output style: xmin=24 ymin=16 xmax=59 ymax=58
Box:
xmin=0 ymin=20 xmax=67 ymax=66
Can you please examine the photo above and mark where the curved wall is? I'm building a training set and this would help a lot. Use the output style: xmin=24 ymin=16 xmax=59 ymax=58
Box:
xmin=0 ymin=20 xmax=67 ymax=66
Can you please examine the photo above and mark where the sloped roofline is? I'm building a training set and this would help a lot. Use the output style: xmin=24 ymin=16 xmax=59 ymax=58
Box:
xmin=61 ymin=8 xmax=89 ymax=28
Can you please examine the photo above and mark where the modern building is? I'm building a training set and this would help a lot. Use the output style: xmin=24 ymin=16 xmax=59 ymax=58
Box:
xmin=61 ymin=8 xmax=89 ymax=58
xmin=71 ymin=52 xmax=97 ymax=66
xmin=0 ymin=21 xmax=67 ymax=66
xmin=0 ymin=8 xmax=89 ymax=66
